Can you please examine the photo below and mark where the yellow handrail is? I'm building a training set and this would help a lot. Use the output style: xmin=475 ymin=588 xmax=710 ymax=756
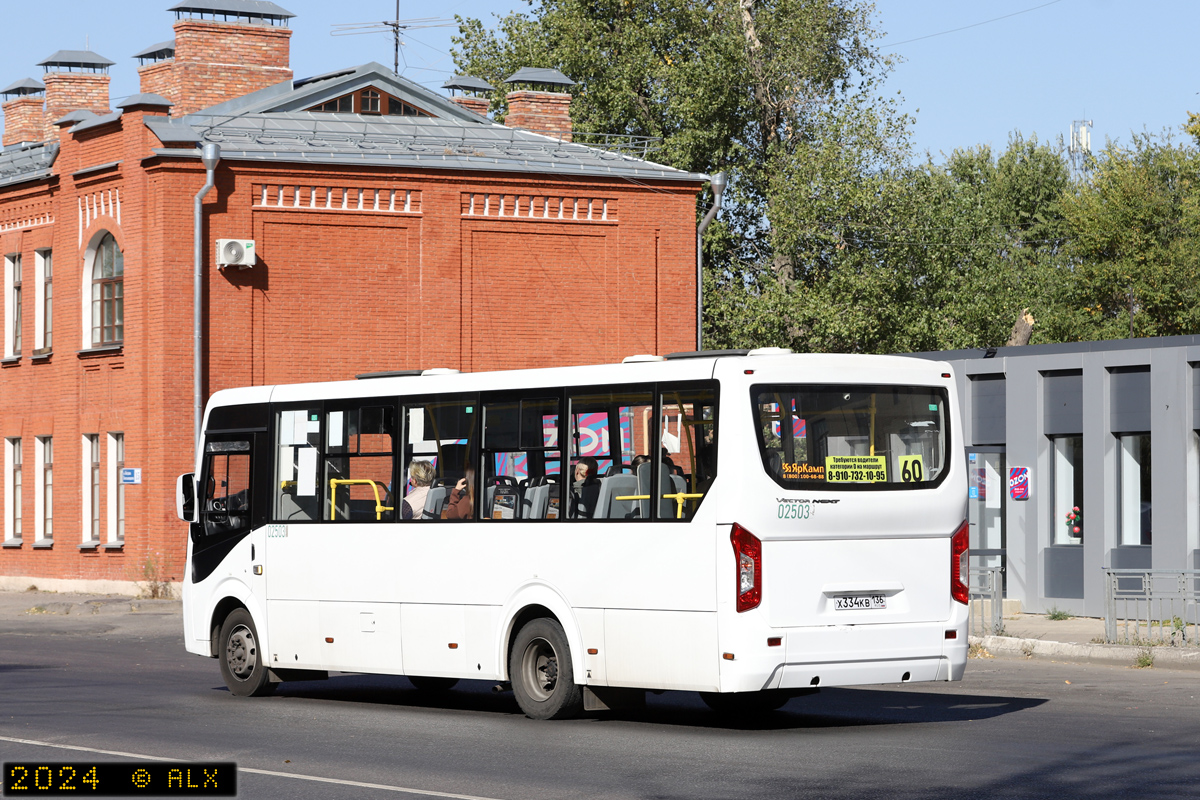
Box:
xmin=614 ymin=492 xmax=706 ymax=519
xmin=329 ymin=479 xmax=393 ymax=521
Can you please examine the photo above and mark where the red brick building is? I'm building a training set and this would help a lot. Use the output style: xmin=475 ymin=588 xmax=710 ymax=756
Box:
xmin=0 ymin=1 xmax=705 ymax=592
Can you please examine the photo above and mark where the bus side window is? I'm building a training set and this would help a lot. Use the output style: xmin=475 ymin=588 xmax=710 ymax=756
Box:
xmin=482 ymin=397 xmax=561 ymax=520
xmin=659 ymin=386 xmax=718 ymax=521
xmin=202 ymin=440 xmax=252 ymax=537
xmin=405 ymin=396 xmax=477 ymax=521
xmin=274 ymin=408 xmax=321 ymax=522
xmin=567 ymin=390 xmax=652 ymax=520
xmin=325 ymin=404 xmax=396 ymax=522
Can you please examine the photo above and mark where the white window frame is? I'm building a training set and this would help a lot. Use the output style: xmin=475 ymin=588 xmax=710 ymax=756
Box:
xmin=4 ymin=253 xmax=21 ymax=358
xmin=34 ymin=249 xmax=51 ymax=351
xmin=35 ymin=436 xmax=52 ymax=544
xmin=82 ymin=433 xmax=100 ymax=545
xmin=5 ymin=438 xmax=21 ymax=543
xmin=107 ymin=432 xmax=124 ymax=544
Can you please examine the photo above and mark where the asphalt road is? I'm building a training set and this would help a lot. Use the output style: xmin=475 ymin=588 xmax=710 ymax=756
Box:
xmin=2 ymin=598 xmax=1199 ymax=800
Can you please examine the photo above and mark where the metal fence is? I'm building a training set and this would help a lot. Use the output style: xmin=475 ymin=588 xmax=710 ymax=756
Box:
xmin=969 ymin=565 xmax=1004 ymax=637
xmin=1104 ymin=569 xmax=1200 ymax=645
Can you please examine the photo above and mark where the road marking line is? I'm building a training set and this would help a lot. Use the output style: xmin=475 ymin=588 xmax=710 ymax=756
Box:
xmin=0 ymin=735 xmax=506 ymax=800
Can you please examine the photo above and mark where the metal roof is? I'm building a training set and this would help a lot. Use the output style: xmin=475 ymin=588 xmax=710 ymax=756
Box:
xmin=504 ymin=68 xmax=575 ymax=89
xmin=0 ymin=142 xmax=58 ymax=188
xmin=71 ymin=111 xmax=123 ymax=133
xmin=907 ymin=333 xmax=1200 ymax=363
xmin=132 ymin=40 xmax=176 ymax=62
xmin=1 ymin=78 xmax=45 ymax=96
xmin=442 ymin=75 xmax=495 ymax=94
xmin=38 ymin=50 xmax=116 ymax=69
xmin=169 ymin=0 xmax=294 ymax=21
xmin=145 ymin=118 xmax=202 ymax=145
xmin=118 ymin=93 xmax=173 ymax=109
xmin=162 ymin=111 xmax=704 ymax=182
xmin=53 ymin=109 xmax=98 ymax=127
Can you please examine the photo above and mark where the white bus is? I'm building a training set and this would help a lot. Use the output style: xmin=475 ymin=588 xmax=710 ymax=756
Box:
xmin=177 ymin=349 xmax=969 ymax=719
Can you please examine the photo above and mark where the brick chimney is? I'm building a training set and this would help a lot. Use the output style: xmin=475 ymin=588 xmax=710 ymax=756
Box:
xmin=450 ymin=96 xmax=490 ymax=117
xmin=134 ymin=40 xmax=179 ymax=108
xmin=1 ymin=78 xmax=47 ymax=146
xmin=502 ymin=68 xmax=575 ymax=142
xmin=145 ymin=2 xmax=296 ymax=117
xmin=39 ymin=50 xmax=113 ymax=132
xmin=441 ymin=76 xmax=494 ymax=119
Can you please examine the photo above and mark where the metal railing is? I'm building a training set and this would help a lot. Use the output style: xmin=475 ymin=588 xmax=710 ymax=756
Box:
xmin=969 ymin=565 xmax=1004 ymax=637
xmin=1104 ymin=569 xmax=1200 ymax=645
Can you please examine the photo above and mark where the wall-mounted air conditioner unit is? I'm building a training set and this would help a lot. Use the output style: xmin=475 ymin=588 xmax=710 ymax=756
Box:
xmin=216 ymin=239 xmax=256 ymax=269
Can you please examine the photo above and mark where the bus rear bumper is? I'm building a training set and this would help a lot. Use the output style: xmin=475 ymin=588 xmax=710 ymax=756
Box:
xmin=719 ymin=617 xmax=968 ymax=692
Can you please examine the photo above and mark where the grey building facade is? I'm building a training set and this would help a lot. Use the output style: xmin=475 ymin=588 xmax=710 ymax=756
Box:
xmin=911 ymin=335 xmax=1200 ymax=617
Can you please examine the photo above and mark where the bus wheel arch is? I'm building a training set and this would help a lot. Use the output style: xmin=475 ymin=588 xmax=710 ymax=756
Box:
xmin=208 ymin=597 xmax=248 ymax=658
xmin=499 ymin=587 xmax=586 ymax=686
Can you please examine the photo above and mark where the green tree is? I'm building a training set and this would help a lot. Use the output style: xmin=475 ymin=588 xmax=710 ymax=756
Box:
xmin=1046 ymin=134 xmax=1200 ymax=341
xmin=454 ymin=1 xmax=913 ymax=350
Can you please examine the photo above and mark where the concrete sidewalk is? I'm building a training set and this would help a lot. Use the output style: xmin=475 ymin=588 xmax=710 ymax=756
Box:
xmin=974 ymin=612 xmax=1200 ymax=671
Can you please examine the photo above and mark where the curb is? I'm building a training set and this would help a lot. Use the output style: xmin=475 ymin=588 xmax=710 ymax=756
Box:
xmin=973 ymin=635 xmax=1200 ymax=671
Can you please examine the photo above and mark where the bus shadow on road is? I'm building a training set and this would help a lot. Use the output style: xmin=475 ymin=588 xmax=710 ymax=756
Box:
xmin=248 ymin=676 xmax=1046 ymax=730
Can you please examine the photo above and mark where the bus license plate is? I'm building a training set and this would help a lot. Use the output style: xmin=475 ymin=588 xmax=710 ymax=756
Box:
xmin=834 ymin=595 xmax=886 ymax=611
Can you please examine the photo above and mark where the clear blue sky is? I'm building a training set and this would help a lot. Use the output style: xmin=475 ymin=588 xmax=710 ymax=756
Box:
xmin=1 ymin=1 xmax=1196 ymax=163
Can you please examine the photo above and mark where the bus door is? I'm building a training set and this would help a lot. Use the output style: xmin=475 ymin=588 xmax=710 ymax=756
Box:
xmin=192 ymin=433 xmax=266 ymax=644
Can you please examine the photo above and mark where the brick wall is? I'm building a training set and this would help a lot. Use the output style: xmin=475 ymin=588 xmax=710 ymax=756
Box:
xmin=43 ymin=72 xmax=110 ymax=129
xmin=168 ymin=20 xmax=292 ymax=115
xmin=0 ymin=94 xmax=699 ymax=588
xmin=504 ymin=91 xmax=573 ymax=142
xmin=138 ymin=61 xmax=180 ymax=109
xmin=1 ymin=97 xmax=46 ymax=146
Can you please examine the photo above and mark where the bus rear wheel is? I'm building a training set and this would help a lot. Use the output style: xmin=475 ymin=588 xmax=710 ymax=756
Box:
xmin=218 ymin=609 xmax=275 ymax=697
xmin=509 ymin=618 xmax=583 ymax=720
xmin=409 ymin=676 xmax=459 ymax=691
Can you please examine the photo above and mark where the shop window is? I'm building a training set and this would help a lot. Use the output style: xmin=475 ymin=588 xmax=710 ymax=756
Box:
xmin=1118 ymin=433 xmax=1152 ymax=545
xmin=1051 ymin=435 xmax=1083 ymax=544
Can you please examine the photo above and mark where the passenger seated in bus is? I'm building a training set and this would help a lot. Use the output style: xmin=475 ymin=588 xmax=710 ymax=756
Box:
xmin=571 ymin=457 xmax=600 ymax=518
xmin=402 ymin=460 xmax=434 ymax=520
xmin=443 ymin=466 xmax=476 ymax=520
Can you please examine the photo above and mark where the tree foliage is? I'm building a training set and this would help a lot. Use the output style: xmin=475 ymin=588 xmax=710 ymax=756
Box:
xmin=455 ymin=2 xmax=1200 ymax=353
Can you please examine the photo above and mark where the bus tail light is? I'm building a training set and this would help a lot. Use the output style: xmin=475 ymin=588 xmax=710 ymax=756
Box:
xmin=951 ymin=520 xmax=969 ymax=605
xmin=731 ymin=523 xmax=762 ymax=612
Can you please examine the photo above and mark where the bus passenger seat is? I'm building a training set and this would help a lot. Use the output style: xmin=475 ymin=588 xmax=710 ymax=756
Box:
xmin=594 ymin=474 xmax=639 ymax=520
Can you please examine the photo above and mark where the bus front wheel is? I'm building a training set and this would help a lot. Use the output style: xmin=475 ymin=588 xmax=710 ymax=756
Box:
xmin=509 ymin=618 xmax=583 ymax=720
xmin=218 ymin=609 xmax=276 ymax=698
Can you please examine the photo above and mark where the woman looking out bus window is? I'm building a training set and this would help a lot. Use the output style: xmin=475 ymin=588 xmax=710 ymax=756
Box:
xmin=402 ymin=460 xmax=434 ymax=520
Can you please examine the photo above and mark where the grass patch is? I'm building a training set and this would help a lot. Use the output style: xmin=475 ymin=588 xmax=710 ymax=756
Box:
xmin=1134 ymin=647 xmax=1155 ymax=669
xmin=968 ymin=642 xmax=994 ymax=659
xmin=1047 ymin=606 xmax=1073 ymax=621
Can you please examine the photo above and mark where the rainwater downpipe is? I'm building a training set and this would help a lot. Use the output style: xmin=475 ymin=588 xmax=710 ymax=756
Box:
xmin=194 ymin=143 xmax=220 ymax=450
xmin=695 ymin=171 xmax=727 ymax=352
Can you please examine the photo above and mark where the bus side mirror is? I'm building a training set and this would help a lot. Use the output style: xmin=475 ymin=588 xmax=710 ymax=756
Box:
xmin=177 ymin=473 xmax=196 ymax=522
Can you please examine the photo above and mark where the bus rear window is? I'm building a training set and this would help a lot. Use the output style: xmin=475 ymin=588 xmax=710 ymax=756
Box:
xmin=751 ymin=384 xmax=948 ymax=490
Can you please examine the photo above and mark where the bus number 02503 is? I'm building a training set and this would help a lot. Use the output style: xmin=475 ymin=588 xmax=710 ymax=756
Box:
xmin=778 ymin=502 xmax=812 ymax=520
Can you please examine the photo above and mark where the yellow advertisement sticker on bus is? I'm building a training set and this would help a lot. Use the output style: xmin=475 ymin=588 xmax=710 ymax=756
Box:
xmin=782 ymin=462 xmax=825 ymax=480
xmin=824 ymin=455 xmax=887 ymax=483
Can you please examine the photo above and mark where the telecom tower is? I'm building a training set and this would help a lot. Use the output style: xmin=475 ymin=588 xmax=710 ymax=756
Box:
xmin=1069 ymin=119 xmax=1093 ymax=174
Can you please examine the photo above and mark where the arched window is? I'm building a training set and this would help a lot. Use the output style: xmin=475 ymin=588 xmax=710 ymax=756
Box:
xmin=91 ymin=233 xmax=123 ymax=345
